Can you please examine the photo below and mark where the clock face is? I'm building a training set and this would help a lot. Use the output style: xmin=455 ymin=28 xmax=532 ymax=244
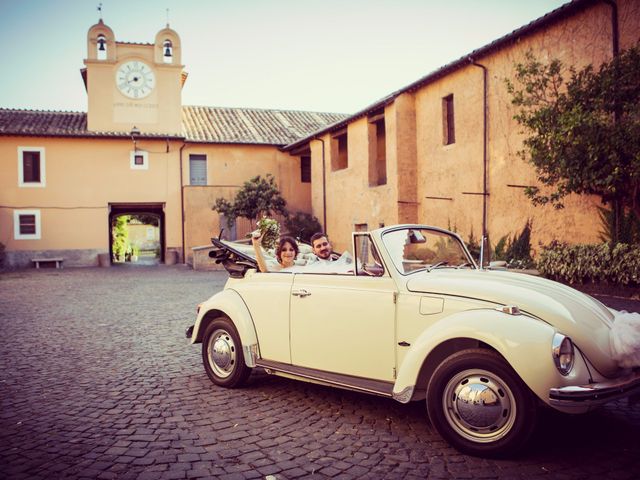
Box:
xmin=116 ymin=61 xmax=156 ymax=99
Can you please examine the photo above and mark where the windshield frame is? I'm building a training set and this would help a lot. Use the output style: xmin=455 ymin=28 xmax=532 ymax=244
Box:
xmin=380 ymin=225 xmax=477 ymax=276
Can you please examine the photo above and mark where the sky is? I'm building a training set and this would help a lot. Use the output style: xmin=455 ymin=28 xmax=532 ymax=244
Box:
xmin=0 ymin=0 xmax=568 ymax=115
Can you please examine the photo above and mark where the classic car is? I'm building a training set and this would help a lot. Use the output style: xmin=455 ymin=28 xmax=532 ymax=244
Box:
xmin=186 ymin=224 xmax=640 ymax=456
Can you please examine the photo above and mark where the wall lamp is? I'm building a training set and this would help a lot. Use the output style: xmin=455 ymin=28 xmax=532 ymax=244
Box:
xmin=130 ymin=126 xmax=141 ymax=152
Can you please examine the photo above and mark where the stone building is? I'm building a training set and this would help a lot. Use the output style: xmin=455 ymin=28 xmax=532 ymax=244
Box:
xmin=1 ymin=0 xmax=638 ymax=266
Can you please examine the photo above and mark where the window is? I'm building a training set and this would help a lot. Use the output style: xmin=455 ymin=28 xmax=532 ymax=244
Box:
xmin=331 ymin=129 xmax=348 ymax=171
xmin=368 ymin=112 xmax=386 ymax=186
xmin=130 ymin=150 xmax=149 ymax=170
xmin=14 ymin=210 xmax=41 ymax=240
xmin=18 ymin=147 xmax=46 ymax=187
xmin=442 ymin=94 xmax=455 ymax=145
xmin=354 ymin=233 xmax=384 ymax=277
xmin=301 ymin=156 xmax=311 ymax=183
xmin=189 ymin=154 xmax=207 ymax=185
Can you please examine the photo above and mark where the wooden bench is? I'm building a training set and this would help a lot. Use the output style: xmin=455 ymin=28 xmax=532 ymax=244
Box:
xmin=31 ymin=257 xmax=64 ymax=269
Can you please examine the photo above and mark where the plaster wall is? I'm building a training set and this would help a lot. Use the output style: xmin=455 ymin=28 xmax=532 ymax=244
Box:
xmin=418 ymin=0 xmax=640 ymax=252
xmin=183 ymin=143 xmax=311 ymax=261
xmin=311 ymin=0 xmax=639 ymax=255
xmin=311 ymin=127 xmax=390 ymax=253
xmin=86 ymin=41 xmax=183 ymax=135
xmin=0 ymin=136 xmax=182 ymax=260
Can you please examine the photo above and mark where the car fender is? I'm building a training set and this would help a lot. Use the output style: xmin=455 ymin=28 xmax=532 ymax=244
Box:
xmin=392 ymin=308 xmax=591 ymax=406
xmin=189 ymin=288 xmax=259 ymax=365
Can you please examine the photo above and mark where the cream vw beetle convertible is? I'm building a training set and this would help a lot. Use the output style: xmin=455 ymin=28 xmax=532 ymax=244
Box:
xmin=186 ymin=225 xmax=640 ymax=456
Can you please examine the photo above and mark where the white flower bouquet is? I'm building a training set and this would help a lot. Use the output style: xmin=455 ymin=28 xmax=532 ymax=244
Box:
xmin=251 ymin=216 xmax=280 ymax=251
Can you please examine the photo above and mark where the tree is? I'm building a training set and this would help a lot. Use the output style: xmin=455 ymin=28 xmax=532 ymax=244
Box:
xmin=506 ymin=46 xmax=640 ymax=242
xmin=212 ymin=174 xmax=287 ymax=226
xmin=112 ymin=215 xmax=130 ymax=261
xmin=284 ymin=212 xmax=322 ymax=242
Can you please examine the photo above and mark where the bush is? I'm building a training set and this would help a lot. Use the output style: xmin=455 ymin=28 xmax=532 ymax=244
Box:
xmin=490 ymin=220 xmax=534 ymax=269
xmin=504 ymin=220 xmax=533 ymax=269
xmin=466 ymin=228 xmax=481 ymax=261
xmin=492 ymin=235 xmax=508 ymax=261
xmin=537 ymin=241 xmax=640 ymax=285
xmin=284 ymin=212 xmax=322 ymax=243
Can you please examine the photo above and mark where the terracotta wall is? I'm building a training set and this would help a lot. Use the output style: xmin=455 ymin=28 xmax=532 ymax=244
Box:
xmin=0 ymin=136 xmax=182 ymax=263
xmin=86 ymin=40 xmax=183 ymax=135
xmin=309 ymin=0 xmax=640 ymax=254
xmin=182 ymin=143 xmax=311 ymax=262
xmin=310 ymin=115 xmax=396 ymax=253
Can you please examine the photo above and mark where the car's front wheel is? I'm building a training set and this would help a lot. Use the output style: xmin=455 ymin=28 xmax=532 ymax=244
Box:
xmin=202 ymin=317 xmax=251 ymax=388
xmin=426 ymin=348 xmax=537 ymax=457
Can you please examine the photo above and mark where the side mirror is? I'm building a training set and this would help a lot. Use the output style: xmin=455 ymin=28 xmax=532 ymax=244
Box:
xmin=408 ymin=230 xmax=426 ymax=244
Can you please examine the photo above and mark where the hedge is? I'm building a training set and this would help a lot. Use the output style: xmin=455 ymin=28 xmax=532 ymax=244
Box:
xmin=536 ymin=242 xmax=640 ymax=286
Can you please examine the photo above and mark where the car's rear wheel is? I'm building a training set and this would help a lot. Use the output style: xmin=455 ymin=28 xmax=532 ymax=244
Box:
xmin=202 ymin=317 xmax=251 ymax=388
xmin=426 ymin=348 xmax=537 ymax=457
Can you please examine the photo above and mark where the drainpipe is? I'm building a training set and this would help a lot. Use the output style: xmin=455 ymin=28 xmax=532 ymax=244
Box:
xmin=603 ymin=0 xmax=619 ymax=57
xmin=603 ymin=0 xmax=620 ymax=242
xmin=179 ymin=141 xmax=187 ymax=264
xmin=469 ymin=57 xmax=489 ymax=268
xmin=315 ymin=137 xmax=327 ymax=234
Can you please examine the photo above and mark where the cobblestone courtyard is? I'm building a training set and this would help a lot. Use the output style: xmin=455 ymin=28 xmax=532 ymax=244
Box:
xmin=1 ymin=266 xmax=639 ymax=479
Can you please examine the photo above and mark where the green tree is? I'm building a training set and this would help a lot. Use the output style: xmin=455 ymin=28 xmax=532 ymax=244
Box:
xmin=284 ymin=212 xmax=322 ymax=242
xmin=112 ymin=215 xmax=130 ymax=261
xmin=212 ymin=174 xmax=287 ymax=226
xmin=506 ymin=46 xmax=640 ymax=242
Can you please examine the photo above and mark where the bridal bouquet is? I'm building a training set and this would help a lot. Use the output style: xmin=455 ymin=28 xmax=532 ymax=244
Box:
xmin=252 ymin=216 xmax=280 ymax=251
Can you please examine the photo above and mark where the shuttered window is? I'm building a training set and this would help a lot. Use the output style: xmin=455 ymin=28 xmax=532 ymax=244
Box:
xmin=189 ymin=155 xmax=207 ymax=185
xmin=301 ymin=156 xmax=311 ymax=183
xmin=18 ymin=147 xmax=46 ymax=187
xmin=14 ymin=209 xmax=41 ymax=240
xmin=19 ymin=215 xmax=37 ymax=235
xmin=442 ymin=94 xmax=455 ymax=145
xmin=23 ymin=152 xmax=41 ymax=182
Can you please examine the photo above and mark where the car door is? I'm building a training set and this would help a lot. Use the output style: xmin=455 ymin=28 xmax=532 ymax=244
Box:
xmin=289 ymin=235 xmax=397 ymax=382
xmin=232 ymin=272 xmax=294 ymax=363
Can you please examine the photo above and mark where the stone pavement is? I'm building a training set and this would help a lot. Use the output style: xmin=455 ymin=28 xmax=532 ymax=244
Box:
xmin=1 ymin=266 xmax=639 ymax=480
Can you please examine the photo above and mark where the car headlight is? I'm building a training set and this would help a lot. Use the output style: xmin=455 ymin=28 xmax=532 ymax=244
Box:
xmin=552 ymin=333 xmax=574 ymax=375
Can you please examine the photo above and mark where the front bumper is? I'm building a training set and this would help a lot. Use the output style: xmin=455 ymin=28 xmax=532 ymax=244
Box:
xmin=549 ymin=370 xmax=640 ymax=407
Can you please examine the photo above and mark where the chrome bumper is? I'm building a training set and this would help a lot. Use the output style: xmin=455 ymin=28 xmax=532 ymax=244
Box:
xmin=549 ymin=370 xmax=640 ymax=407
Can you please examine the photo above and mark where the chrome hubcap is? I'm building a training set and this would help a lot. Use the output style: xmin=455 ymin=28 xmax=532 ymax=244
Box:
xmin=442 ymin=369 xmax=516 ymax=443
xmin=207 ymin=329 xmax=236 ymax=378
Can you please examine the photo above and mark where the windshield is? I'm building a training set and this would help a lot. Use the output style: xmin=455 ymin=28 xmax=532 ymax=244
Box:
xmin=382 ymin=227 xmax=474 ymax=274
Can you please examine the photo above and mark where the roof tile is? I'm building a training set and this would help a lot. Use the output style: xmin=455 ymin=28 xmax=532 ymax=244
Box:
xmin=0 ymin=106 xmax=347 ymax=144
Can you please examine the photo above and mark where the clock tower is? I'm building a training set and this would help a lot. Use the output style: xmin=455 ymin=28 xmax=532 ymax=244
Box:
xmin=84 ymin=19 xmax=184 ymax=135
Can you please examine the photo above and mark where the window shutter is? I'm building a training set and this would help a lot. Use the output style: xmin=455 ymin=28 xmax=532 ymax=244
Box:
xmin=189 ymin=155 xmax=207 ymax=185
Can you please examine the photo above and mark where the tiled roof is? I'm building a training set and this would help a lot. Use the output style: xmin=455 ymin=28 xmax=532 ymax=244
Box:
xmin=0 ymin=106 xmax=347 ymax=144
xmin=284 ymin=0 xmax=598 ymax=151
xmin=0 ymin=109 xmax=90 ymax=137
xmin=182 ymin=106 xmax=346 ymax=145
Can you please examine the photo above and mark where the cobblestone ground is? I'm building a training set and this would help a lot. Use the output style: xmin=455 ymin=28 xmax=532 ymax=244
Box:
xmin=1 ymin=266 xmax=639 ymax=480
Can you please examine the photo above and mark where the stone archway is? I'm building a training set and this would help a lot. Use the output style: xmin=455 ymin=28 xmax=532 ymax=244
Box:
xmin=108 ymin=203 xmax=165 ymax=265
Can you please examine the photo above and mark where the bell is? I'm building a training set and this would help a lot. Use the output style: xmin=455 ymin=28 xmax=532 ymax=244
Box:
xmin=164 ymin=46 xmax=172 ymax=57
xmin=98 ymin=39 xmax=106 ymax=51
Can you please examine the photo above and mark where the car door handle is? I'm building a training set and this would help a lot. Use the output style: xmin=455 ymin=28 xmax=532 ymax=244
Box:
xmin=292 ymin=289 xmax=311 ymax=298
